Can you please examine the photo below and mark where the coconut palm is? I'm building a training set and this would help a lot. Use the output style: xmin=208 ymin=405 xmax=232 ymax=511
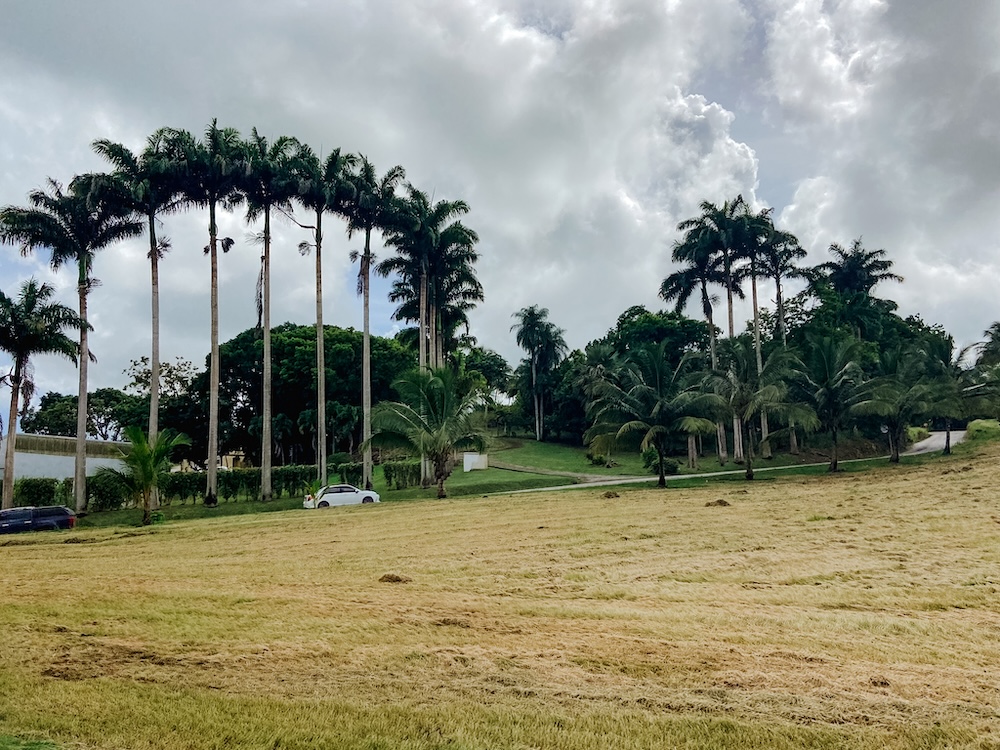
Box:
xmin=925 ymin=338 xmax=984 ymax=455
xmin=0 ymin=176 xmax=141 ymax=512
xmin=293 ymin=145 xmax=357 ymax=485
xmin=342 ymin=157 xmax=406 ymax=490
xmin=758 ymin=229 xmax=808 ymax=347
xmin=242 ymin=129 xmax=300 ymax=502
xmin=706 ymin=338 xmax=814 ymax=480
xmin=798 ymin=335 xmax=869 ymax=471
xmin=97 ymin=425 xmax=190 ymax=525
xmin=0 ymin=279 xmax=86 ymax=508
xmin=169 ymin=121 xmax=244 ymax=505
xmin=92 ymin=131 xmax=183 ymax=489
xmin=511 ymin=306 xmax=567 ymax=441
xmin=368 ymin=367 xmax=486 ymax=498
xmin=588 ymin=342 xmax=716 ymax=487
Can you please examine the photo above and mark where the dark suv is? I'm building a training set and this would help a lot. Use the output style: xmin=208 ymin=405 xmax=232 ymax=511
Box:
xmin=0 ymin=506 xmax=77 ymax=534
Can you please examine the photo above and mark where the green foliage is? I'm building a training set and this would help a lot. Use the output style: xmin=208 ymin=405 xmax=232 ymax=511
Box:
xmin=965 ymin=419 xmax=1000 ymax=442
xmin=86 ymin=472 xmax=130 ymax=512
xmin=97 ymin=426 xmax=191 ymax=523
xmin=640 ymin=447 xmax=679 ymax=476
xmin=382 ymin=460 xmax=421 ymax=490
xmin=271 ymin=465 xmax=314 ymax=498
xmin=12 ymin=477 xmax=58 ymax=507
xmin=161 ymin=472 xmax=202 ymax=504
xmin=328 ymin=452 xmax=353 ymax=467
xmin=337 ymin=462 xmax=364 ymax=486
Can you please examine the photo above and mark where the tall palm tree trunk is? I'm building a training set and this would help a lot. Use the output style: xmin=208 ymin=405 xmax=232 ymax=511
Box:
xmin=362 ymin=228 xmax=373 ymax=490
xmin=704 ymin=285 xmax=727 ymax=466
xmin=775 ymin=275 xmax=798 ymax=454
xmin=314 ymin=210 xmax=327 ymax=485
xmin=261 ymin=209 xmax=273 ymax=502
xmin=2 ymin=358 xmax=24 ymax=509
xmin=829 ymin=428 xmax=839 ymax=472
xmin=687 ymin=434 xmax=697 ymax=470
xmin=148 ymin=213 xmax=161 ymax=510
xmin=751 ymin=272 xmax=771 ymax=458
xmin=943 ymin=418 xmax=952 ymax=456
xmin=725 ymin=266 xmax=744 ymax=463
xmin=418 ymin=269 xmax=428 ymax=371
xmin=205 ymin=202 xmax=220 ymax=506
xmin=531 ymin=357 xmax=540 ymax=441
xmin=74 ymin=270 xmax=89 ymax=513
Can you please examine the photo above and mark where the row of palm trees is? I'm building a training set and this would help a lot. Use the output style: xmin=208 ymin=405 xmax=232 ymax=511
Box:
xmin=585 ymin=331 xmax=993 ymax=486
xmin=0 ymin=120 xmax=481 ymax=511
xmin=660 ymin=195 xmax=906 ymax=464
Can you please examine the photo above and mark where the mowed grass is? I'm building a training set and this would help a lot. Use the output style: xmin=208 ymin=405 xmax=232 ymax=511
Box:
xmin=3 ymin=442 xmax=1000 ymax=748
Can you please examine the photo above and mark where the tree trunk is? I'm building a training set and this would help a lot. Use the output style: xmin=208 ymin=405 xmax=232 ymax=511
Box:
xmin=750 ymin=271 xmax=771 ymax=459
xmin=687 ymin=434 xmax=697 ymax=470
xmin=829 ymin=428 xmax=839 ymax=472
xmin=889 ymin=429 xmax=900 ymax=463
xmin=418 ymin=267 xmax=428 ymax=371
xmin=732 ymin=416 xmax=744 ymax=462
xmin=744 ymin=419 xmax=754 ymax=480
xmin=716 ymin=423 xmax=728 ymax=466
xmin=789 ymin=423 xmax=799 ymax=454
xmin=142 ymin=488 xmax=152 ymax=526
xmin=74 ymin=269 xmax=89 ymax=514
xmin=148 ymin=213 xmax=161 ymax=511
xmin=531 ymin=356 xmax=540 ymax=441
xmin=205 ymin=201 xmax=220 ymax=506
xmin=704 ymin=295 xmax=727 ymax=467
xmin=362 ymin=227 xmax=373 ymax=490
xmin=776 ymin=277 xmax=787 ymax=348
xmin=2 ymin=358 xmax=23 ymax=509
xmin=943 ymin=418 xmax=952 ymax=456
xmin=261 ymin=208 xmax=273 ymax=502
xmin=657 ymin=449 xmax=666 ymax=488
xmin=315 ymin=210 xmax=327 ymax=486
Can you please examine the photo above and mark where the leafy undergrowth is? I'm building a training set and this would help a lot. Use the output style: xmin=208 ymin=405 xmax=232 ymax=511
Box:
xmin=3 ymin=440 xmax=999 ymax=748
xmin=0 ymin=737 xmax=59 ymax=750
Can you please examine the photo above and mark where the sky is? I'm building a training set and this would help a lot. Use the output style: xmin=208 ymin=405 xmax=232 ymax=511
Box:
xmin=1 ymin=0 xmax=998 ymax=401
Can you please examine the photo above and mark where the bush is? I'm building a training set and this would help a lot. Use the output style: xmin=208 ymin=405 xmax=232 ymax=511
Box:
xmin=328 ymin=452 xmax=353 ymax=468
xmin=337 ymin=462 xmax=363 ymax=487
xmin=86 ymin=472 xmax=131 ymax=512
xmin=272 ymin=465 xmax=314 ymax=498
xmin=966 ymin=419 xmax=1000 ymax=442
xmin=382 ymin=460 xmax=421 ymax=490
xmin=13 ymin=477 xmax=59 ymax=507
xmin=642 ymin=447 xmax=678 ymax=476
xmin=585 ymin=451 xmax=605 ymax=466
xmin=161 ymin=472 xmax=202 ymax=504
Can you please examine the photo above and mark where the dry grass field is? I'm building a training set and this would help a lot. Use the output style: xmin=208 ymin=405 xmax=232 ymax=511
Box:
xmin=2 ymin=442 xmax=1000 ymax=749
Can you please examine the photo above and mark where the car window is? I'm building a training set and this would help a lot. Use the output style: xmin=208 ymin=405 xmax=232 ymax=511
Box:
xmin=1 ymin=509 xmax=32 ymax=521
xmin=36 ymin=507 xmax=69 ymax=518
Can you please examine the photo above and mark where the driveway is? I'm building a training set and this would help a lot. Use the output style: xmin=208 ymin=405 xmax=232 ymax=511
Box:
xmin=904 ymin=430 xmax=966 ymax=455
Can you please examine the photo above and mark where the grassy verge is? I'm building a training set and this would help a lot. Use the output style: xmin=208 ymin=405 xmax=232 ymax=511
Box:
xmin=3 ymin=440 xmax=999 ymax=747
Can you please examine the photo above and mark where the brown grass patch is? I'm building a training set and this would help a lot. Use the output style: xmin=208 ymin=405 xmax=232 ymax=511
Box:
xmin=1 ymin=445 xmax=999 ymax=748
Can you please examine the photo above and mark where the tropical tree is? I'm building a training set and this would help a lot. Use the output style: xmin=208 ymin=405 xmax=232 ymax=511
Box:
xmin=169 ymin=121 xmax=244 ymax=505
xmin=798 ymin=335 xmax=869 ymax=471
xmin=511 ymin=305 xmax=567 ymax=441
xmin=758 ymin=228 xmax=808 ymax=347
xmin=98 ymin=425 xmax=190 ymax=525
xmin=380 ymin=189 xmax=482 ymax=368
xmin=0 ymin=279 xmax=86 ymax=508
xmin=662 ymin=223 xmax=728 ymax=463
xmin=0 ymin=176 xmax=141 ymax=512
xmin=588 ymin=342 xmax=716 ymax=486
xmin=342 ymin=157 xmax=406 ymax=490
xmin=92 ymin=130 xmax=182 ymax=506
xmin=978 ymin=322 xmax=1000 ymax=368
xmin=368 ymin=367 xmax=486 ymax=498
xmin=293 ymin=145 xmax=357 ymax=485
xmin=925 ymin=338 xmax=985 ymax=455
xmin=855 ymin=346 xmax=934 ymax=463
xmin=705 ymin=338 xmax=814 ymax=480
xmin=242 ymin=129 xmax=300 ymax=502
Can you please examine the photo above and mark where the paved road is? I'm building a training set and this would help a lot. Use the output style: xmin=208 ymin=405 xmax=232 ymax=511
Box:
xmin=498 ymin=431 xmax=965 ymax=495
xmin=904 ymin=430 xmax=966 ymax=455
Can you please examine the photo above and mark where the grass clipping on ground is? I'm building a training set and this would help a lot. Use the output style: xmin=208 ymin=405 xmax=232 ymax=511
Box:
xmin=2 ymin=443 xmax=999 ymax=749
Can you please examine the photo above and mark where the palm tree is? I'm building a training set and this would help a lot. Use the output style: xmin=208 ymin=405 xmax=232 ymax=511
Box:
xmin=242 ymin=129 xmax=299 ymax=502
xmin=92 ymin=131 xmax=183 ymax=501
xmin=587 ymin=342 xmax=716 ymax=487
xmin=855 ymin=346 xmax=934 ymax=463
xmin=758 ymin=229 xmax=808 ymax=347
xmin=706 ymin=338 xmax=814 ymax=480
xmin=293 ymin=145 xmax=357 ymax=486
xmin=925 ymin=338 xmax=984 ymax=455
xmin=97 ymin=425 xmax=190 ymax=525
xmin=798 ymin=335 xmax=869 ymax=471
xmin=379 ymin=187 xmax=481 ymax=368
xmin=169 ymin=121 xmax=244 ymax=505
xmin=511 ymin=306 xmax=567 ymax=441
xmin=978 ymin=322 xmax=1000 ymax=368
xmin=662 ymin=224 xmax=728 ymax=464
xmin=368 ymin=367 xmax=486 ymax=498
xmin=0 ymin=176 xmax=141 ymax=512
xmin=342 ymin=157 xmax=406 ymax=490
xmin=0 ymin=279 xmax=86 ymax=508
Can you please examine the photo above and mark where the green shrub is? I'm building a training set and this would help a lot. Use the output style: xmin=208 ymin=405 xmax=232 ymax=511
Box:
xmin=161 ymin=472 xmax=202 ymax=504
xmin=272 ymin=465 xmax=314 ymax=498
xmin=337 ymin=462 xmax=363 ymax=487
xmin=382 ymin=460 xmax=421 ymax=490
xmin=966 ymin=419 xmax=1000 ymax=442
xmin=54 ymin=477 xmax=74 ymax=506
xmin=13 ymin=477 xmax=59 ymax=507
xmin=642 ymin=447 xmax=678 ymax=475
xmin=86 ymin=472 xmax=131 ymax=512
xmin=328 ymin=452 xmax=353 ymax=468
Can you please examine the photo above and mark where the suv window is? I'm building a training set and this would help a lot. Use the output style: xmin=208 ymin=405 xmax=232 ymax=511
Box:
xmin=35 ymin=507 xmax=70 ymax=519
xmin=1 ymin=508 xmax=31 ymax=521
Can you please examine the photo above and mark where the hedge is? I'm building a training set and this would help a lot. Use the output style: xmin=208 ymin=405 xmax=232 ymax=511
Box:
xmin=382 ymin=460 xmax=421 ymax=490
xmin=13 ymin=477 xmax=59 ymax=507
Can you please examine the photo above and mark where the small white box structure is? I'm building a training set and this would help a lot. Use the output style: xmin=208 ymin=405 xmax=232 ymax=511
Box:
xmin=463 ymin=452 xmax=489 ymax=472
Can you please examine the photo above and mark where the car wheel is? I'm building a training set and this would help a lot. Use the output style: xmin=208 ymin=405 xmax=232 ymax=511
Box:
xmin=317 ymin=500 xmax=330 ymax=508
xmin=362 ymin=496 xmax=375 ymax=504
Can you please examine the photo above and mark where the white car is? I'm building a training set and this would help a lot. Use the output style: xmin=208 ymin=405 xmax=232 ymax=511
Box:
xmin=303 ymin=484 xmax=380 ymax=508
